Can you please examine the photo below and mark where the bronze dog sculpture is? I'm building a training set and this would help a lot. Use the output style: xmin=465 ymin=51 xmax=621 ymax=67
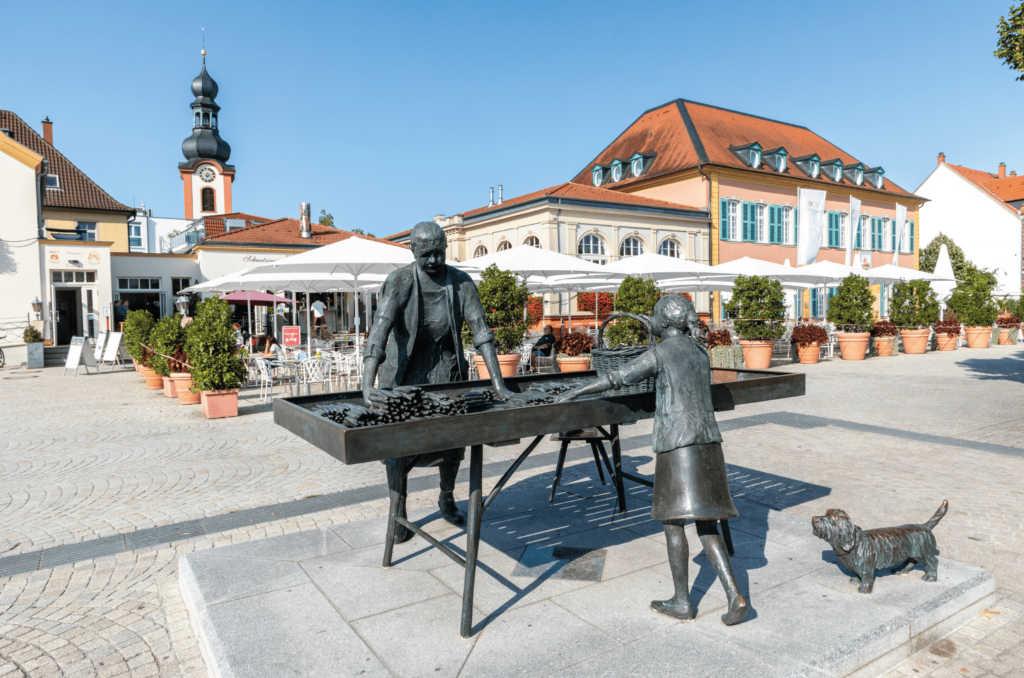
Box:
xmin=811 ymin=501 xmax=948 ymax=594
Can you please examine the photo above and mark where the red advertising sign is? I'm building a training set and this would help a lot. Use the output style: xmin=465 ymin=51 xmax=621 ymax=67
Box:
xmin=282 ymin=326 xmax=301 ymax=347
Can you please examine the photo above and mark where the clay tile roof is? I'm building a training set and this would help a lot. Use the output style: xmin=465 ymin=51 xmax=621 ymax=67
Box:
xmin=570 ymin=99 xmax=919 ymax=199
xmin=0 ymin=110 xmax=132 ymax=214
xmin=943 ymin=162 xmax=1024 ymax=212
xmin=985 ymin=176 xmax=1024 ymax=203
xmin=203 ymin=217 xmax=407 ymax=247
xmin=201 ymin=212 xmax=273 ymax=238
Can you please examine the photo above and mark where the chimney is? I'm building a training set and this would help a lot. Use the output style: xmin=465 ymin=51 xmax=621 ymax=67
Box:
xmin=488 ymin=187 xmax=494 ymax=207
xmin=498 ymin=184 xmax=503 ymax=205
xmin=999 ymin=162 xmax=1007 ymax=179
xmin=299 ymin=203 xmax=311 ymax=239
xmin=42 ymin=117 xmax=53 ymax=146
xmin=937 ymin=152 xmax=945 ymax=166
xmin=1013 ymin=171 xmax=1018 ymax=177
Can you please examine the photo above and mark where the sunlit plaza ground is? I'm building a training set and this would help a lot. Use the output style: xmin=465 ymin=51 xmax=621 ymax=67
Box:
xmin=0 ymin=345 xmax=1023 ymax=677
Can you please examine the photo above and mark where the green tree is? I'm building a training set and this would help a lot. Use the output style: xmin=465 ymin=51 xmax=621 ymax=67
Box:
xmin=185 ymin=297 xmax=247 ymax=392
xmin=826 ymin=275 xmax=876 ymax=332
xmin=318 ymin=210 xmax=334 ymax=227
xmin=606 ymin=276 xmax=662 ymax=347
xmin=475 ymin=264 xmax=529 ymax=354
xmin=123 ymin=309 xmax=156 ymax=365
xmin=889 ymin=280 xmax=940 ymax=329
xmin=724 ymin=275 xmax=786 ymax=340
xmin=948 ymin=280 xmax=999 ymax=327
xmin=995 ymin=3 xmax=1024 ymax=80
xmin=149 ymin=314 xmax=186 ymax=377
xmin=919 ymin=233 xmax=969 ymax=281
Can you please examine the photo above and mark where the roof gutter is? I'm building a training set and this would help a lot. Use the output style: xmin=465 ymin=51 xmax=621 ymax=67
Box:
xmin=36 ymin=158 xmax=47 ymax=238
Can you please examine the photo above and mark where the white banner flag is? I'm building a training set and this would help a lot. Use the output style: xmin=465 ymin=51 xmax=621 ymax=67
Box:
xmin=892 ymin=203 xmax=907 ymax=265
xmin=847 ymin=196 xmax=860 ymax=267
xmin=797 ymin=188 xmax=827 ymax=266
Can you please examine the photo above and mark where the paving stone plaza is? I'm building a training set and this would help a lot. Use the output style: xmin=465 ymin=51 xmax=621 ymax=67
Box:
xmin=1 ymin=346 xmax=1023 ymax=677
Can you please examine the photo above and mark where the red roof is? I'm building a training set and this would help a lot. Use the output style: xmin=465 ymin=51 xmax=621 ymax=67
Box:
xmin=201 ymin=212 xmax=273 ymax=238
xmin=202 ymin=217 xmax=406 ymax=247
xmin=570 ymin=99 xmax=919 ymax=199
xmin=384 ymin=182 xmax=703 ymax=240
xmin=944 ymin=162 xmax=1023 ymax=212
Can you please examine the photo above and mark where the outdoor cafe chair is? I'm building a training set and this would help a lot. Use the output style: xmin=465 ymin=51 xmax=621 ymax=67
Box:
xmin=255 ymin=358 xmax=291 ymax=403
xmin=299 ymin=358 xmax=333 ymax=395
xmin=330 ymin=351 xmax=362 ymax=392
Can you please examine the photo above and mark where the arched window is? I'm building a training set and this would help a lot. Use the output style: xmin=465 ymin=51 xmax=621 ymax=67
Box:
xmin=194 ymin=112 xmax=200 ymax=126
xmin=578 ymin=234 xmax=607 ymax=264
xmin=202 ymin=112 xmax=210 ymax=126
xmin=658 ymin=239 xmax=680 ymax=258
xmin=497 ymin=240 xmax=512 ymax=251
xmin=524 ymin=236 xmax=541 ymax=248
xmin=619 ymin=237 xmax=644 ymax=257
xmin=201 ymin=188 xmax=215 ymax=212
xmin=474 ymin=245 xmax=488 ymax=258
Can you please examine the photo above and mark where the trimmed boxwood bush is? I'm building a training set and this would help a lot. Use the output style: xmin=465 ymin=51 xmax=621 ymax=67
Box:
xmin=889 ymin=280 xmax=939 ymax=329
xmin=149 ymin=314 xmax=186 ymax=377
xmin=606 ymin=276 xmax=662 ymax=347
xmin=186 ymin=297 xmax=246 ymax=392
xmin=826 ymin=275 xmax=875 ymax=333
xmin=724 ymin=275 xmax=786 ymax=341
xmin=123 ymin=309 xmax=156 ymax=366
xmin=947 ymin=281 xmax=999 ymax=327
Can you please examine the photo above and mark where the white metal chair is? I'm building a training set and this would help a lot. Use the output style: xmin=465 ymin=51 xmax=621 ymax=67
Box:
xmin=299 ymin=358 xmax=333 ymax=395
xmin=331 ymin=351 xmax=362 ymax=391
xmin=464 ymin=349 xmax=479 ymax=380
xmin=517 ymin=344 xmax=532 ymax=375
xmin=255 ymin=359 xmax=291 ymax=403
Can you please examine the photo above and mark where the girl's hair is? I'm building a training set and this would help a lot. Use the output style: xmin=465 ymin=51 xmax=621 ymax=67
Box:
xmin=232 ymin=323 xmax=241 ymax=330
xmin=654 ymin=294 xmax=701 ymax=336
xmin=266 ymin=336 xmax=279 ymax=347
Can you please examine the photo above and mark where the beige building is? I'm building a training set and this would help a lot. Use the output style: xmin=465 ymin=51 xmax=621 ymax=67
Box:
xmin=387 ymin=182 xmax=711 ymax=315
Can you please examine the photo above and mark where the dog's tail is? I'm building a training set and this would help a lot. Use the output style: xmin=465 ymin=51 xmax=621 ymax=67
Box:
xmin=925 ymin=500 xmax=948 ymax=530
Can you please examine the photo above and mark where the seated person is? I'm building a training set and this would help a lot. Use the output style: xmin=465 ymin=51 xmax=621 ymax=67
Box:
xmin=261 ymin=336 xmax=284 ymax=356
xmin=232 ymin=323 xmax=251 ymax=347
xmin=532 ymin=325 xmax=557 ymax=361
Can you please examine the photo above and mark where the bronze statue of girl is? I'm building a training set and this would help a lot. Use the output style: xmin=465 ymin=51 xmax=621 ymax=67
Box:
xmin=557 ymin=295 xmax=749 ymax=625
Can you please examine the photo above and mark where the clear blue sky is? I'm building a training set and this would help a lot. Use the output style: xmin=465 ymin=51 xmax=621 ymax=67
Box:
xmin=3 ymin=1 xmax=1020 ymax=236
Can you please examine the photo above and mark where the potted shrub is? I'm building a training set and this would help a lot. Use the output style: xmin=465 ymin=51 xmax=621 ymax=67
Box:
xmin=870 ymin=320 xmax=899 ymax=357
xmin=996 ymin=315 xmax=1020 ymax=345
xmin=605 ymin=276 xmax=661 ymax=348
xmin=791 ymin=324 xmax=827 ymax=364
xmin=707 ymin=329 xmax=742 ymax=369
xmin=553 ymin=330 xmax=593 ymax=372
xmin=124 ymin=310 xmax=157 ymax=382
xmin=170 ymin=347 xmax=200 ymax=405
xmin=472 ymin=265 xmax=530 ymax=378
xmin=150 ymin=315 xmax=186 ymax=398
xmin=889 ymin=279 xmax=939 ymax=354
xmin=935 ymin=313 xmax=960 ymax=351
xmin=723 ymin=275 xmax=786 ymax=369
xmin=23 ymin=326 xmax=44 ymax=369
xmin=186 ymin=297 xmax=247 ymax=418
xmin=826 ymin=275 xmax=875 ymax=360
xmin=947 ymin=280 xmax=998 ymax=348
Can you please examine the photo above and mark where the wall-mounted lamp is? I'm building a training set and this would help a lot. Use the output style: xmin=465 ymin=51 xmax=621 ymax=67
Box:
xmin=31 ymin=297 xmax=42 ymax=320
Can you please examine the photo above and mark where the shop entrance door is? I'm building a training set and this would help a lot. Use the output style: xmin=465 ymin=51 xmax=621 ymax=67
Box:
xmin=55 ymin=288 xmax=80 ymax=345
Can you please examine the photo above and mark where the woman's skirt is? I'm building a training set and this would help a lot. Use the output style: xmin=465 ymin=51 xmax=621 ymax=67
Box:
xmin=651 ymin=442 xmax=738 ymax=521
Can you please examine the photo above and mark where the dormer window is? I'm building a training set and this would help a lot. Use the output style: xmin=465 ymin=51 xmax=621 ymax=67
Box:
xmin=762 ymin=147 xmax=788 ymax=173
xmin=628 ymin=152 xmax=649 ymax=178
xmin=592 ymin=165 xmax=605 ymax=187
xmin=729 ymin=142 xmax=763 ymax=169
xmin=793 ymin=154 xmax=820 ymax=179
xmin=821 ymin=159 xmax=844 ymax=182
xmin=610 ymin=160 xmax=624 ymax=182
xmin=865 ymin=167 xmax=885 ymax=189
xmin=842 ymin=163 xmax=866 ymax=186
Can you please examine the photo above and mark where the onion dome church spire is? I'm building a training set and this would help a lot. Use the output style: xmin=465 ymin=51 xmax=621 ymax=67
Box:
xmin=181 ymin=50 xmax=231 ymax=164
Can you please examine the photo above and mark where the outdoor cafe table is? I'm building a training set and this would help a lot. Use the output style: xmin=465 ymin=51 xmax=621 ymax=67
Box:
xmin=273 ymin=368 xmax=805 ymax=637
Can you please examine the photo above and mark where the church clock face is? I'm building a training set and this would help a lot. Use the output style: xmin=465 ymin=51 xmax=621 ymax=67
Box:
xmin=198 ymin=167 xmax=217 ymax=183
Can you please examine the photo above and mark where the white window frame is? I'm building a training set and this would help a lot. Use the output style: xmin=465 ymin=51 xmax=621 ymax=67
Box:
xmin=781 ymin=206 xmax=794 ymax=245
xmin=524 ymin=235 xmax=541 ymax=248
xmin=726 ymin=199 xmax=740 ymax=241
xmin=751 ymin=150 xmax=761 ymax=168
xmin=578 ymin=233 xmax=607 ymax=264
xmin=45 ymin=174 xmax=60 ymax=190
xmin=496 ymin=240 xmax=512 ymax=251
xmin=611 ymin=164 xmax=623 ymax=182
xmin=860 ymin=216 xmax=870 ymax=250
xmin=838 ymin=213 xmax=848 ymax=249
xmin=778 ymin=155 xmax=787 ymax=173
xmin=810 ymin=160 xmax=819 ymax=178
xmin=882 ymin=219 xmax=892 ymax=252
xmin=755 ymin=203 xmax=767 ymax=243
xmin=631 ymin=157 xmax=643 ymax=176
xmin=619 ymin=236 xmax=644 ymax=258
xmin=592 ymin=169 xmax=602 ymax=187
xmin=900 ymin=223 xmax=910 ymax=253
xmin=474 ymin=245 xmax=488 ymax=257
xmin=658 ymin=239 xmax=680 ymax=258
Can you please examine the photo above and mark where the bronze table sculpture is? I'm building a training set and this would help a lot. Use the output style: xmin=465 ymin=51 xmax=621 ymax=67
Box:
xmin=362 ymin=221 xmax=513 ymax=542
xmin=558 ymin=295 xmax=749 ymax=625
xmin=812 ymin=500 xmax=948 ymax=593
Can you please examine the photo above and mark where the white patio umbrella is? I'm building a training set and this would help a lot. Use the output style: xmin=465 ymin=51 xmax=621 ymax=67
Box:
xmin=866 ymin=263 xmax=954 ymax=284
xmin=707 ymin=256 xmax=803 ymax=281
xmin=464 ymin=245 xmax=614 ymax=280
xmin=601 ymin=251 xmax=719 ymax=282
xmin=528 ymin=275 xmax=615 ymax=333
xmin=931 ymin=245 xmax=957 ymax=317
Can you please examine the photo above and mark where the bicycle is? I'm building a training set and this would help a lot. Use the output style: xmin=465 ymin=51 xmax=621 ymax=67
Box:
xmin=0 ymin=333 xmax=6 ymax=369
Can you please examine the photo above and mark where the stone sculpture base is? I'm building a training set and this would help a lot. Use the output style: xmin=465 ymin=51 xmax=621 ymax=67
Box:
xmin=180 ymin=481 xmax=993 ymax=678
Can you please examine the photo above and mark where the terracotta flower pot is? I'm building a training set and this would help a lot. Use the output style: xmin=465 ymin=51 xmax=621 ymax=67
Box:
xmin=556 ymin=356 xmax=592 ymax=372
xmin=964 ymin=327 xmax=991 ymax=349
xmin=999 ymin=329 xmax=1012 ymax=345
xmin=171 ymin=373 xmax=201 ymax=405
xmin=141 ymin=368 xmax=164 ymax=390
xmin=936 ymin=334 xmax=957 ymax=351
xmin=201 ymin=389 xmax=240 ymax=419
xmin=472 ymin=354 xmax=521 ymax=379
xmin=899 ymin=329 xmax=930 ymax=355
xmin=738 ymin=339 xmax=775 ymax=370
xmin=795 ymin=343 xmax=820 ymax=365
xmin=133 ymin=358 xmax=140 ymax=372
xmin=162 ymin=376 xmax=178 ymax=398
xmin=836 ymin=332 xmax=870 ymax=361
xmin=874 ymin=337 xmax=895 ymax=357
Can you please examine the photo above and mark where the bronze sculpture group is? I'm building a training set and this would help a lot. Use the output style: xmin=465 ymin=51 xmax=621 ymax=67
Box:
xmin=360 ymin=221 xmax=941 ymax=625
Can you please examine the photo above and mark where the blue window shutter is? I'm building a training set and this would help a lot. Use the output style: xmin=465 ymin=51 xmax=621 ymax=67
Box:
xmin=768 ymin=206 xmax=776 ymax=244
xmin=892 ymin=222 xmax=897 ymax=251
xmin=795 ymin=291 xmax=802 ymax=318
xmin=793 ymin=208 xmax=798 ymax=245
xmin=870 ymin=218 xmax=877 ymax=250
xmin=720 ymin=199 xmax=729 ymax=240
xmin=741 ymin=202 xmax=752 ymax=242
xmin=829 ymin=213 xmax=838 ymax=248
xmin=909 ymin=221 xmax=915 ymax=253
xmin=811 ymin=289 xmax=818 ymax=318
xmin=880 ymin=283 xmax=886 ymax=315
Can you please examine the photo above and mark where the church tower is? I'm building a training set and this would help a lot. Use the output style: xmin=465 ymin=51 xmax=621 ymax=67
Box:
xmin=180 ymin=50 xmax=234 ymax=219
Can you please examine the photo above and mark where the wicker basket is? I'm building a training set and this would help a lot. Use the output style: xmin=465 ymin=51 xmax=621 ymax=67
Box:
xmin=592 ymin=313 xmax=656 ymax=395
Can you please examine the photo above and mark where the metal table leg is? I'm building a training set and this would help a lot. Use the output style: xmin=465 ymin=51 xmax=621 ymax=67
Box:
xmin=460 ymin=444 xmax=483 ymax=638
xmin=609 ymin=424 xmax=627 ymax=514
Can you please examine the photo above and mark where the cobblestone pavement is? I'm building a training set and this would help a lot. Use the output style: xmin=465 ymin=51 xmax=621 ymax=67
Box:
xmin=0 ymin=346 xmax=1022 ymax=677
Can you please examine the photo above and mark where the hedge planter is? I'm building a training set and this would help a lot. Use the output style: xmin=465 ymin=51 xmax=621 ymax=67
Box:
xmin=738 ymin=340 xmax=775 ymax=370
xmin=162 ymin=376 xmax=178 ymax=398
xmin=201 ymin=389 xmax=240 ymax=419
xmin=875 ymin=337 xmax=896 ymax=357
xmin=171 ymin=373 xmax=201 ymax=405
xmin=836 ymin=332 xmax=870 ymax=361
xmin=964 ymin=327 xmax=991 ymax=348
xmin=556 ymin=356 xmax=591 ymax=372
xmin=141 ymin=368 xmax=164 ymax=390
xmin=473 ymin=354 xmax=520 ymax=379
xmin=999 ymin=329 xmax=1012 ymax=345
xmin=25 ymin=342 xmax=44 ymax=369
xmin=795 ymin=343 xmax=820 ymax=365
xmin=899 ymin=329 xmax=930 ymax=355
xmin=936 ymin=334 xmax=958 ymax=351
